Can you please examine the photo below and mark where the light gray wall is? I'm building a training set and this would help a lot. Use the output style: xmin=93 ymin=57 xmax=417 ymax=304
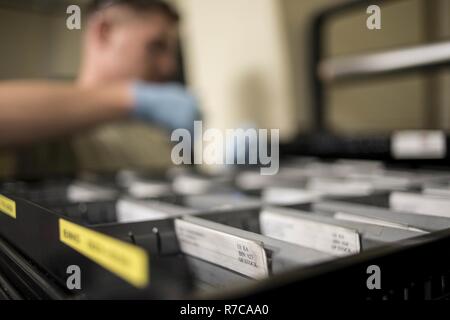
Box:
xmin=0 ymin=4 xmax=82 ymax=80
xmin=0 ymin=8 xmax=53 ymax=78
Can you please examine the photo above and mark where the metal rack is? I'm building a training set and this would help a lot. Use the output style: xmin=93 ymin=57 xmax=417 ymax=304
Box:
xmin=0 ymin=162 xmax=450 ymax=300
xmin=281 ymin=0 xmax=450 ymax=165
xmin=309 ymin=0 xmax=450 ymax=132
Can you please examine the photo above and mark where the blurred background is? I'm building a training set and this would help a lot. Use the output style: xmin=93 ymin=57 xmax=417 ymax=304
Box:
xmin=0 ymin=0 xmax=449 ymax=174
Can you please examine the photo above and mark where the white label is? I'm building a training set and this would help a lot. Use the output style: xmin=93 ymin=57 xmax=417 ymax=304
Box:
xmin=116 ymin=200 xmax=169 ymax=223
xmin=423 ymin=186 xmax=450 ymax=198
xmin=175 ymin=219 xmax=269 ymax=279
xmin=67 ymin=184 xmax=116 ymax=203
xmin=306 ymin=178 xmax=373 ymax=196
xmin=262 ymin=187 xmax=323 ymax=205
xmin=236 ymin=171 xmax=274 ymax=190
xmin=260 ymin=210 xmax=360 ymax=256
xmin=173 ymin=175 xmax=216 ymax=195
xmin=369 ymin=175 xmax=412 ymax=190
xmin=334 ymin=212 xmax=427 ymax=233
xmin=128 ymin=181 xmax=171 ymax=198
xmin=390 ymin=192 xmax=450 ymax=218
xmin=392 ymin=131 xmax=446 ymax=159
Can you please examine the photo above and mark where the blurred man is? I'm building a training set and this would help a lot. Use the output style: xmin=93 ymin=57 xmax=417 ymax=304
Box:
xmin=0 ymin=0 xmax=199 ymax=177
xmin=80 ymin=0 xmax=180 ymax=86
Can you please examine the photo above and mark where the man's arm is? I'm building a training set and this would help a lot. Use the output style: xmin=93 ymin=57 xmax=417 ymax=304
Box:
xmin=0 ymin=81 xmax=133 ymax=147
xmin=0 ymin=81 xmax=200 ymax=148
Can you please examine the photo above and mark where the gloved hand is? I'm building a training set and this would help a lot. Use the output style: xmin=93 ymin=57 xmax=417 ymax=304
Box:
xmin=131 ymin=82 xmax=201 ymax=133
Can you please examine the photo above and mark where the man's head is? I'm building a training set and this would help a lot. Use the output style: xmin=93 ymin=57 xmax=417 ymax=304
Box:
xmin=80 ymin=0 xmax=180 ymax=85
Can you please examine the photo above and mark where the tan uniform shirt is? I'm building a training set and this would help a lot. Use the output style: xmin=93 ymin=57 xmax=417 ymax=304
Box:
xmin=0 ymin=121 xmax=173 ymax=179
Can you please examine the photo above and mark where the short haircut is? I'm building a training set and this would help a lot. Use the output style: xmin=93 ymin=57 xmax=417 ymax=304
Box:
xmin=87 ymin=0 xmax=180 ymax=22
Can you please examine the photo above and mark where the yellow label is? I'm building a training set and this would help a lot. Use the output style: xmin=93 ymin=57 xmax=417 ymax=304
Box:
xmin=0 ymin=195 xmax=16 ymax=219
xmin=59 ymin=219 xmax=149 ymax=288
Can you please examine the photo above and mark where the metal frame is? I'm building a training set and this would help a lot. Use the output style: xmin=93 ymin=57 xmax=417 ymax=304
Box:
xmin=4 ymin=194 xmax=450 ymax=300
xmin=310 ymin=0 xmax=450 ymax=132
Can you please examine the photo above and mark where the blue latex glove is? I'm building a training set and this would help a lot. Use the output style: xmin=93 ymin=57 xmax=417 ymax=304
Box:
xmin=131 ymin=82 xmax=201 ymax=133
